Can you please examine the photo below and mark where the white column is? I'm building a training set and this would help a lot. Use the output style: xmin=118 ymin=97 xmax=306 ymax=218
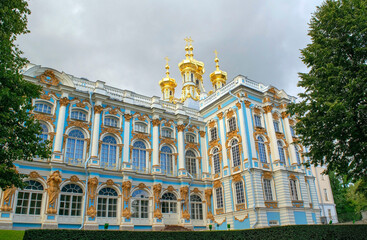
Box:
xmin=244 ymin=101 xmax=257 ymax=162
xmin=122 ymin=113 xmax=132 ymax=168
xmin=199 ymin=130 xmax=209 ymax=175
xmin=236 ymin=102 xmax=250 ymax=162
xmin=152 ymin=118 xmax=160 ymax=173
xmin=53 ymin=96 xmax=69 ymax=160
xmin=263 ymin=105 xmax=280 ymax=162
xmin=177 ymin=124 xmax=185 ymax=175
xmin=217 ymin=113 xmax=228 ymax=170
xmin=90 ymin=105 xmax=102 ymax=158
xmin=282 ymin=112 xmax=297 ymax=165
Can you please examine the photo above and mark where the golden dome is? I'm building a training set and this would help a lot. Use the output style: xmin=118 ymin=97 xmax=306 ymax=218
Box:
xmin=159 ymin=57 xmax=177 ymax=102
xmin=210 ymin=50 xmax=227 ymax=90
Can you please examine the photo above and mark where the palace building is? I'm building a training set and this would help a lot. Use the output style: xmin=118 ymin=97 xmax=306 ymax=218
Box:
xmin=0 ymin=40 xmax=337 ymax=230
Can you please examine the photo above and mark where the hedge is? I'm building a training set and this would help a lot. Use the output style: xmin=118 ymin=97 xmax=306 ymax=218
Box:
xmin=23 ymin=224 xmax=367 ymax=240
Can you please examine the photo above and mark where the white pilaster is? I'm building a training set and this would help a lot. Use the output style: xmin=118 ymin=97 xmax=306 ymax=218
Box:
xmin=90 ymin=106 xmax=102 ymax=159
xmin=263 ymin=106 xmax=280 ymax=162
xmin=237 ymin=102 xmax=250 ymax=162
xmin=244 ymin=101 xmax=257 ymax=164
xmin=152 ymin=118 xmax=160 ymax=173
xmin=177 ymin=123 xmax=185 ymax=176
xmin=217 ymin=114 xmax=228 ymax=171
xmin=53 ymin=94 xmax=69 ymax=162
xmin=199 ymin=130 xmax=209 ymax=177
xmin=282 ymin=113 xmax=297 ymax=165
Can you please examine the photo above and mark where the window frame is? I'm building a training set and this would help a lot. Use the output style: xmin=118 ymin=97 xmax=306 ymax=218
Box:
xmin=215 ymin=187 xmax=224 ymax=209
xmin=70 ymin=109 xmax=88 ymax=121
xmin=185 ymin=150 xmax=197 ymax=177
xmin=254 ymin=114 xmax=262 ymax=128
xmin=185 ymin=133 xmax=196 ymax=143
xmin=210 ymin=127 xmax=218 ymax=141
xmin=104 ymin=116 xmax=119 ymax=128
xmin=228 ymin=117 xmax=237 ymax=132
xmin=277 ymin=140 xmax=286 ymax=163
xmin=263 ymin=178 xmax=274 ymax=201
xmin=257 ymin=136 xmax=268 ymax=163
xmin=97 ymin=187 xmax=118 ymax=218
xmin=160 ymin=146 xmax=174 ymax=175
xmin=161 ymin=192 xmax=177 ymax=214
xmin=234 ymin=181 xmax=245 ymax=205
xmin=34 ymin=101 xmax=53 ymax=114
xmin=213 ymin=148 xmax=221 ymax=175
xmin=190 ymin=195 xmax=203 ymax=220
xmin=289 ymin=179 xmax=299 ymax=201
xmin=65 ymin=129 xmax=85 ymax=165
xmin=134 ymin=122 xmax=148 ymax=133
xmin=15 ymin=180 xmax=44 ymax=216
xmin=132 ymin=141 xmax=147 ymax=172
xmin=100 ymin=135 xmax=118 ymax=169
xmin=58 ymin=184 xmax=83 ymax=217
xmin=162 ymin=127 xmax=173 ymax=138
xmin=231 ymin=139 xmax=241 ymax=167
xmin=131 ymin=190 xmax=149 ymax=219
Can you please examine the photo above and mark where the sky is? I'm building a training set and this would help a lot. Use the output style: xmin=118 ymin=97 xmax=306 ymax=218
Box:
xmin=18 ymin=0 xmax=324 ymax=99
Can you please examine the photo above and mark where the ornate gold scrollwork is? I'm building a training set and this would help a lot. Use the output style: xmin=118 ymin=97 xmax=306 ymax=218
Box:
xmin=46 ymin=171 xmax=62 ymax=214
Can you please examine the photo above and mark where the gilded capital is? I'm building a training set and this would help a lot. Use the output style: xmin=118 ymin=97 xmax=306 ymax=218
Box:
xmin=236 ymin=102 xmax=241 ymax=109
xmin=177 ymin=124 xmax=185 ymax=132
xmin=263 ymin=105 xmax=273 ymax=114
xmin=199 ymin=131 xmax=206 ymax=138
xmin=94 ymin=105 xmax=104 ymax=114
xmin=217 ymin=112 xmax=223 ymax=120
xmin=281 ymin=111 xmax=289 ymax=119
xmin=152 ymin=119 xmax=161 ymax=127
xmin=59 ymin=97 xmax=70 ymax=107
xmin=124 ymin=114 xmax=133 ymax=121
xmin=244 ymin=100 xmax=251 ymax=108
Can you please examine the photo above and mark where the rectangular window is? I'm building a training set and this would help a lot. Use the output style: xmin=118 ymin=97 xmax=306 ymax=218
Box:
xmin=210 ymin=127 xmax=217 ymax=141
xmin=228 ymin=117 xmax=237 ymax=132
xmin=235 ymin=181 xmax=245 ymax=204
xmin=290 ymin=179 xmax=298 ymax=201
xmin=290 ymin=126 xmax=295 ymax=136
xmin=263 ymin=179 xmax=273 ymax=201
xmin=273 ymin=121 xmax=280 ymax=132
xmin=185 ymin=134 xmax=196 ymax=143
xmin=134 ymin=123 xmax=147 ymax=133
xmin=216 ymin=187 xmax=223 ymax=209
xmin=324 ymin=189 xmax=329 ymax=201
xmin=254 ymin=115 xmax=262 ymax=127
xmin=162 ymin=128 xmax=173 ymax=138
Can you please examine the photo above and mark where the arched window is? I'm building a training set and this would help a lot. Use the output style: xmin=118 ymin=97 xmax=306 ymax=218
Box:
xmin=277 ymin=141 xmax=286 ymax=163
xmin=263 ymin=179 xmax=273 ymax=201
xmin=101 ymin=136 xmax=117 ymax=169
xmin=273 ymin=121 xmax=280 ymax=132
xmin=231 ymin=139 xmax=241 ymax=167
xmin=162 ymin=128 xmax=173 ymax=138
xmin=34 ymin=102 xmax=52 ymax=114
xmin=97 ymin=188 xmax=118 ymax=218
xmin=257 ymin=136 xmax=267 ymax=163
xmin=254 ymin=115 xmax=262 ymax=127
xmin=161 ymin=192 xmax=177 ymax=214
xmin=290 ymin=126 xmax=295 ymax=137
xmin=294 ymin=146 xmax=301 ymax=165
xmin=213 ymin=148 xmax=221 ymax=174
xmin=105 ymin=117 xmax=118 ymax=128
xmin=59 ymin=184 xmax=83 ymax=216
xmin=160 ymin=146 xmax=173 ymax=175
xmin=132 ymin=141 xmax=146 ymax=172
xmin=235 ymin=181 xmax=245 ymax=205
xmin=15 ymin=180 xmax=44 ymax=215
xmin=190 ymin=195 xmax=203 ymax=220
xmin=134 ymin=122 xmax=147 ymax=133
xmin=215 ymin=187 xmax=223 ymax=209
xmin=65 ymin=129 xmax=85 ymax=165
xmin=185 ymin=150 xmax=197 ymax=177
xmin=289 ymin=179 xmax=299 ymax=200
xmin=228 ymin=117 xmax=237 ymax=132
xmin=71 ymin=110 xmax=87 ymax=121
xmin=38 ymin=124 xmax=48 ymax=143
xmin=131 ymin=190 xmax=149 ymax=219
xmin=185 ymin=133 xmax=196 ymax=143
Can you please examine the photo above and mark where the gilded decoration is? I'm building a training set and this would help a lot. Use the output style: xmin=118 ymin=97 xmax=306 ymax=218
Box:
xmin=185 ymin=142 xmax=199 ymax=152
xmin=263 ymin=97 xmax=271 ymax=103
xmin=177 ymin=124 xmax=185 ymax=132
xmin=69 ymin=175 xmax=80 ymax=182
xmin=273 ymin=113 xmax=279 ymax=120
xmin=236 ymin=102 xmax=241 ymax=109
xmin=289 ymin=174 xmax=297 ymax=180
xmin=218 ymin=104 xmax=221 ymax=110
xmin=124 ymin=114 xmax=133 ymax=121
xmin=87 ymin=177 xmax=98 ymax=201
xmin=280 ymin=103 xmax=287 ymax=109
xmin=29 ymin=171 xmax=41 ymax=179
xmin=281 ymin=112 xmax=289 ymax=119
xmin=37 ymin=70 xmax=60 ymax=86
xmin=182 ymin=209 xmax=190 ymax=220
xmin=87 ymin=205 xmax=96 ymax=218
xmin=0 ymin=186 xmax=16 ymax=211
xmin=180 ymin=186 xmax=189 ymax=208
xmin=199 ymin=131 xmax=206 ymax=138
xmin=216 ymin=208 xmax=224 ymax=215
xmin=65 ymin=117 xmax=91 ymax=135
xmin=208 ymin=121 xmax=216 ymax=129
xmin=265 ymin=201 xmax=278 ymax=208
xmin=217 ymin=112 xmax=223 ymax=120
xmin=253 ymin=108 xmax=261 ymax=115
xmin=76 ymin=102 xmax=85 ymax=108
xmin=205 ymin=189 xmax=212 ymax=210
xmin=159 ymin=137 xmax=176 ymax=146
xmin=152 ymin=119 xmax=161 ymax=127
xmin=106 ymin=179 xmax=115 ymax=186
xmin=268 ymin=87 xmax=277 ymax=95
xmin=33 ymin=113 xmax=55 ymax=129
xmin=292 ymin=200 xmax=304 ymax=208
xmin=213 ymin=180 xmax=221 ymax=189
xmin=244 ymin=100 xmax=251 ymax=108
xmin=234 ymin=214 xmax=249 ymax=222
xmin=225 ymin=131 xmax=241 ymax=148
xmin=59 ymin=97 xmax=70 ymax=107
xmin=236 ymin=204 xmax=246 ymax=211
xmin=46 ymin=171 xmax=62 ymax=214
xmin=207 ymin=211 xmax=214 ymax=221
xmin=41 ymin=94 xmax=51 ymax=100
xmin=263 ymin=105 xmax=273 ymax=113
xmin=153 ymin=183 xmax=162 ymax=204
xmin=93 ymin=105 xmax=103 ymax=114
xmin=101 ymin=126 xmax=122 ymax=136
xmin=289 ymin=119 xmax=295 ymax=125
xmin=226 ymin=109 xmax=234 ymax=119
xmin=154 ymin=208 xmax=162 ymax=219
xmin=122 ymin=207 xmax=132 ymax=219
xmin=166 ymin=185 xmax=175 ymax=192
xmin=232 ymin=173 xmax=242 ymax=183
xmin=262 ymin=171 xmax=272 ymax=179
xmin=133 ymin=183 xmax=145 ymax=190
xmin=122 ymin=181 xmax=131 ymax=205
xmin=233 ymin=166 xmax=240 ymax=172
xmin=276 ymin=132 xmax=285 ymax=139
xmin=192 ymin=188 xmax=200 ymax=194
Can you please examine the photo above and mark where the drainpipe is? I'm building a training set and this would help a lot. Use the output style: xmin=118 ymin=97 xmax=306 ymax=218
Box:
xmin=80 ymin=92 xmax=95 ymax=230
xmin=230 ymin=90 xmax=258 ymax=228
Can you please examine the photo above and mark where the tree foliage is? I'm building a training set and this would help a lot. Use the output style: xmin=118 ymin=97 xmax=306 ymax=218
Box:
xmin=288 ymin=0 xmax=367 ymax=182
xmin=0 ymin=0 xmax=51 ymax=189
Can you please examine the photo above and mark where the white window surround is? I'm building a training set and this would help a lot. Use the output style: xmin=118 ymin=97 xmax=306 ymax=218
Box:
xmin=104 ymin=116 xmax=119 ymax=128
xmin=215 ymin=187 xmax=224 ymax=209
xmin=134 ymin=121 xmax=148 ymax=133
xmin=210 ymin=127 xmax=218 ymax=141
xmin=162 ymin=127 xmax=174 ymax=138
xmin=234 ymin=181 xmax=245 ymax=205
xmin=263 ymin=178 xmax=274 ymax=201
xmin=70 ymin=108 xmax=88 ymax=121
xmin=228 ymin=117 xmax=237 ymax=132
xmin=185 ymin=133 xmax=196 ymax=143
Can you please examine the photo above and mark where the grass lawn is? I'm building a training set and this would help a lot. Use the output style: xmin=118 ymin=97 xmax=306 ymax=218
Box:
xmin=0 ymin=230 xmax=24 ymax=240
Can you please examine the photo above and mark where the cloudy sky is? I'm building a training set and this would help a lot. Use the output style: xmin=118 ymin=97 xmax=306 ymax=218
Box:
xmin=18 ymin=0 xmax=324 ymax=99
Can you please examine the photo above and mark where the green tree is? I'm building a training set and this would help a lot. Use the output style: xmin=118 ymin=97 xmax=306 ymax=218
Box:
xmin=288 ymin=0 xmax=367 ymax=182
xmin=0 ymin=0 xmax=51 ymax=189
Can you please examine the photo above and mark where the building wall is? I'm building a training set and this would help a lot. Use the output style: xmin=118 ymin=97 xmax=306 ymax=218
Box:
xmin=0 ymin=65 xmax=332 ymax=230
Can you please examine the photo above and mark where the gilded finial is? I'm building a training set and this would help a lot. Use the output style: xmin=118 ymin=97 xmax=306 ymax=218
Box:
xmin=214 ymin=50 xmax=219 ymax=70
xmin=164 ymin=57 xmax=170 ymax=77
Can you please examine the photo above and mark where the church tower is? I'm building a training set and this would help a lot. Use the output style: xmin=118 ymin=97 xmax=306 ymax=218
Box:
xmin=210 ymin=50 xmax=227 ymax=91
xmin=178 ymin=37 xmax=205 ymax=102
xmin=159 ymin=57 xmax=177 ymax=103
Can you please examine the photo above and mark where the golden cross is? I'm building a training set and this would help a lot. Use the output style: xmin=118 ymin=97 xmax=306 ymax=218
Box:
xmin=165 ymin=56 xmax=169 ymax=65
xmin=214 ymin=50 xmax=218 ymax=58
xmin=184 ymin=37 xmax=193 ymax=45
